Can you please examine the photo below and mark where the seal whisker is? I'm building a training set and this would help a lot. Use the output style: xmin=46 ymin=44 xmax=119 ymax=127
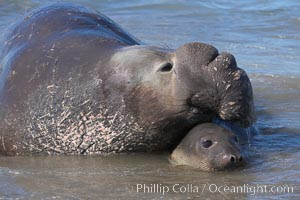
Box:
xmin=157 ymin=42 xmax=172 ymax=50
xmin=173 ymin=109 xmax=188 ymax=116
xmin=165 ymin=103 xmax=186 ymax=107
xmin=138 ymin=48 xmax=166 ymax=58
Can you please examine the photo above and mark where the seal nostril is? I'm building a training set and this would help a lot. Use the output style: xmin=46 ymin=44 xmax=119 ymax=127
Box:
xmin=230 ymin=156 xmax=236 ymax=163
xmin=239 ymin=157 xmax=243 ymax=162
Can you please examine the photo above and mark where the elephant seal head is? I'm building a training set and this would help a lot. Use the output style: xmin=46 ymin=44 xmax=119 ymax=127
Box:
xmin=109 ymin=42 xmax=254 ymax=148
xmin=170 ymin=123 xmax=247 ymax=171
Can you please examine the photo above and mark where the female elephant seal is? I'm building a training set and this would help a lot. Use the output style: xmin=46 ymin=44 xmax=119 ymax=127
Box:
xmin=170 ymin=123 xmax=246 ymax=171
xmin=0 ymin=4 xmax=254 ymax=155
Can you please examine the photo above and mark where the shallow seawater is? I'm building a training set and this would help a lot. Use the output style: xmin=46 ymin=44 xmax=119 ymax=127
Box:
xmin=0 ymin=0 xmax=300 ymax=199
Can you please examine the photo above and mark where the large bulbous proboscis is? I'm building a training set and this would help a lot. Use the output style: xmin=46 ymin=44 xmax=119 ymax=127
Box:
xmin=174 ymin=42 xmax=255 ymax=127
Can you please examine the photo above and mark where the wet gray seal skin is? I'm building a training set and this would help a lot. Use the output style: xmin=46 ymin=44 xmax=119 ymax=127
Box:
xmin=0 ymin=3 xmax=254 ymax=155
xmin=170 ymin=123 xmax=246 ymax=171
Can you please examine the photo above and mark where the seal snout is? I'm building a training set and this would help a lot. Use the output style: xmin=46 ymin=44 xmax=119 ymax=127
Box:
xmin=174 ymin=42 xmax=254 ymax=128
xmin=230 ymin=154 xmax=244 ymax=164
xmin=219 ymin=151 xmax=246 ymax=170
xmin=176 ymin=42 xmax=219 ymax=66
xmin=210 ymin=52 xmax=238 ymax=70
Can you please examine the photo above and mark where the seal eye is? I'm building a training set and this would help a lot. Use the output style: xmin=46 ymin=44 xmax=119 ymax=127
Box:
xmin=202 ymin=140 xmax=213 ymax=148
xmin=158 ymin=62 xmax=173 ymax=72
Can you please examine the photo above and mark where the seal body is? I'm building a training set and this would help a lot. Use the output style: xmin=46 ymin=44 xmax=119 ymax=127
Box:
xmin=0 ymin=4 xmax=254 ymax=155
xmin=170 ymin=123 xmax=246 ymax=171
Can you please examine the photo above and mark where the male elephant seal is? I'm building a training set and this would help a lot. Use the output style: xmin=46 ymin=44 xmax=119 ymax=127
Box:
xmin=170 ymin=123 xmax=246 ymax=171
xmin=0 ymin=4 xmax=254 ymax=155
